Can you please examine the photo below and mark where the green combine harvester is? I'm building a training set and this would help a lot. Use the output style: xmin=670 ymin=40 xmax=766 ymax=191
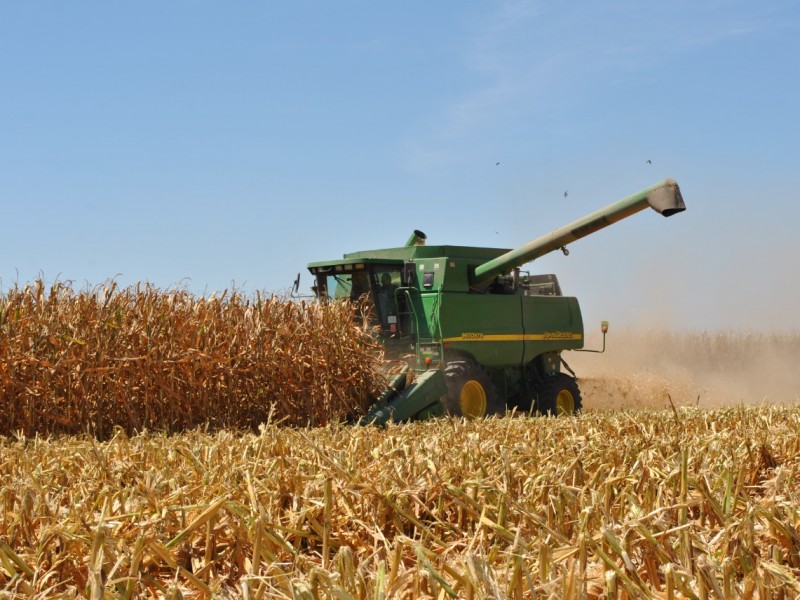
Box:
xmin=304 ymin=178 xmax=686 ymax=424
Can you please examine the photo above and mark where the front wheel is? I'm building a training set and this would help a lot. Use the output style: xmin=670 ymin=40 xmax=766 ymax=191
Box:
xmin=535 ymin=374 xmax=582 ymax=416
xmin=444 ymin=359 xmax=504 ymax=418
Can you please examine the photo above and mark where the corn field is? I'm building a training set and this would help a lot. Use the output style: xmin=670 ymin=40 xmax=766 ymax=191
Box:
xmin=1 ymin=405 xmax=799 ymax=598
xmin=0 ymin=280 xmax=383 ymax=437
xmin=2 ymin=280 xmax=800 ymax=597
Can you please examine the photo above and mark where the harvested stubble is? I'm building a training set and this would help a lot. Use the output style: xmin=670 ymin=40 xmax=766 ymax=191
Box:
xmin=2 ymin=405 xmax=800 ymax=598
xmin=0 ymin=280 xmax=383 ymax=436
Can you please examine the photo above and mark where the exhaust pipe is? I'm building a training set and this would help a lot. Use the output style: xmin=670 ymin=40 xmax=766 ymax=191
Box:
xmin=405 ymin=230 xmax=427 ymax=247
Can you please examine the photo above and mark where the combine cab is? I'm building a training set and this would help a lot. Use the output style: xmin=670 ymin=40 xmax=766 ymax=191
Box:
xmin=305 ymin=179 xmax=686 ymax=424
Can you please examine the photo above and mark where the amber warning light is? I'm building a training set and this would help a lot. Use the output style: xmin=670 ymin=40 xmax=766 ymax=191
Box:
xmin=575 ymin=321 xmax=608 ymax=354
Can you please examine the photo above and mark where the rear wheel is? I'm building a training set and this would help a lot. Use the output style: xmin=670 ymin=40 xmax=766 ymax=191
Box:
xmin=444 ymin=359 xmax=504 ymax=418
xmin=535 ymin=374 xmax=582 ymax=416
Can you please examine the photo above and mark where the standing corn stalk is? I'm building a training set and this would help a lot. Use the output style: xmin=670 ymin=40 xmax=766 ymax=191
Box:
xmin=0 ymin=279 xmax=384 ymax=436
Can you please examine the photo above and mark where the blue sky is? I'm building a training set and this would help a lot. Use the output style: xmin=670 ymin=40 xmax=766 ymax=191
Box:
xmin=2 ymin=1 xmax=798 ymax=331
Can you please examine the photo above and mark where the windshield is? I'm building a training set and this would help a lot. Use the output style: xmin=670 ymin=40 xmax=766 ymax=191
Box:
xmin=324 ymin=271 xmax=371 ymax=301
xmin=314 ymin=266 xmax=404 ymax=335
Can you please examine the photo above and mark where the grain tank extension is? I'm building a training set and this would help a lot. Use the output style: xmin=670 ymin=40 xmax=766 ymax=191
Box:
xmin=306 ymin=178 xmax=686 ymax=423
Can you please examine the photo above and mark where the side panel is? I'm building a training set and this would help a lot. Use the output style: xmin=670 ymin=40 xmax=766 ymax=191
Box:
xmin=521 ymin=296 xmax=584 ymax=363
xmin=437 ymin=293 xmax=524 ymax=367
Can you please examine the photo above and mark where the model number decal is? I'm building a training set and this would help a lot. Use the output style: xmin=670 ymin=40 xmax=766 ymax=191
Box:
xmin=461 ymin=332 xmax=485 ymax=340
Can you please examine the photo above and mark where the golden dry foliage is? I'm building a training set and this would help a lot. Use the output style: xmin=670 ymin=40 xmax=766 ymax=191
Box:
xmin=2 ymin=406 xmax=800 ymax=598
xmin=0 ymin=280 xmax=383 ymax=436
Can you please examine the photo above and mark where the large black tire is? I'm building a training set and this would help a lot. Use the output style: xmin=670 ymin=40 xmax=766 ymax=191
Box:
xmin=444 ymin=359 xmax=504 ymax=418
xmin=535 ymin=374 xmax=582 ymax=416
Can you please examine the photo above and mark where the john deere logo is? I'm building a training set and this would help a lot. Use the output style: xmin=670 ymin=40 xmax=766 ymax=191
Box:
xmin=542 ymin=331 xmax=575 ymax=340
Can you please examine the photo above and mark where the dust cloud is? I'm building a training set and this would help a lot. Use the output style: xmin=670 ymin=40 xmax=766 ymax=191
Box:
xmin=566 ymin=329 xmax=800 ymax=411
xmin=549 ymin=209 xmax=800 ymax=411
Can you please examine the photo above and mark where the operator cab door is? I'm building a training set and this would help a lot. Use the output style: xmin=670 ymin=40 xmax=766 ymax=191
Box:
xmin=372 ymin=266 xmax=406 ymax=337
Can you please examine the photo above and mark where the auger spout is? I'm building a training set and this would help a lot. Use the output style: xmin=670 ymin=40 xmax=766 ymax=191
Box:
xmin=470 ymin=178 xmax=685 ymax=288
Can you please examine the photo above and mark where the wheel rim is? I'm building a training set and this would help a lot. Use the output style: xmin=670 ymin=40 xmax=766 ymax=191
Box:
xmin=555 ymin=389 xmax=575 ymax=416
xmin=460 ymin=380 xmax=487 ymax=417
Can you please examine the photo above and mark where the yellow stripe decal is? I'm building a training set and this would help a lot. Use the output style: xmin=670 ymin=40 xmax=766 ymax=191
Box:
xmin=442 ymin=333 xmax=583 ymax=342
